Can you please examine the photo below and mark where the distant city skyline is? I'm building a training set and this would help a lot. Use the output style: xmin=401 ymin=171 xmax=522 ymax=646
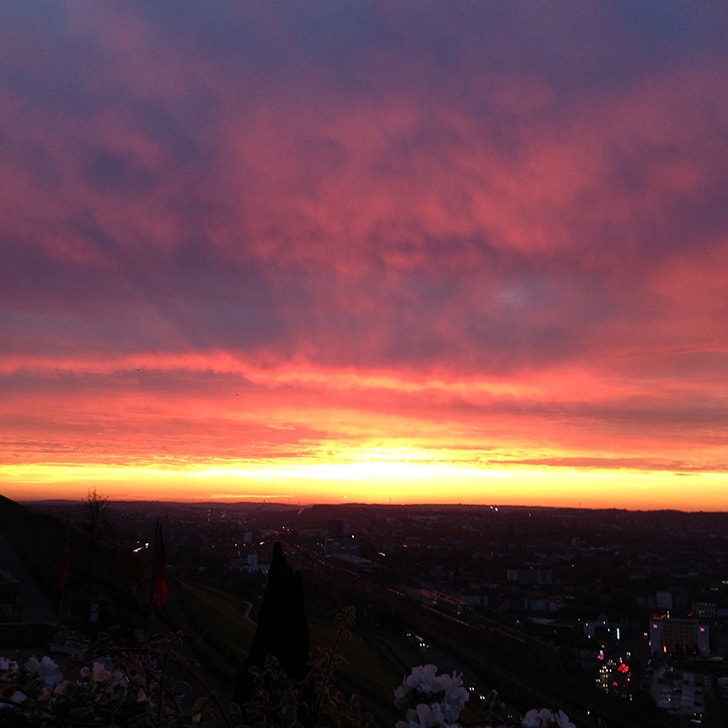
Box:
xmin=2 ymin=3 xmax=727 ymax=510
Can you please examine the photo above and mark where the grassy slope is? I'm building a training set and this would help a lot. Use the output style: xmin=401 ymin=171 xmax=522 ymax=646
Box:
xmin=170 ymin=577 xmax=256 ymax=668
xmin=169 ymin=577 xmax=414 ymax=723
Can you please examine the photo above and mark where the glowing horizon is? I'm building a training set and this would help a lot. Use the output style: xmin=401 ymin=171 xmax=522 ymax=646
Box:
xmin=5 ymin=452 xmax=728 ymax=513
xmin=1 ymin=3 xmax=727 ymax=512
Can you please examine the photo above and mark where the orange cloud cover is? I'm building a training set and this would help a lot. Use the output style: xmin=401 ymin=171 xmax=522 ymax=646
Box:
xmin=1 ymin=2 xmax=727 ymax=509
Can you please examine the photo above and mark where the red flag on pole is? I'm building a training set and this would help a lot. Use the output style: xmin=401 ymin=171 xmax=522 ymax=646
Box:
xmin=58 ymin=521 xmax=70 ymax=589
xmin=152 ymin=518 xmax=169 ymax=608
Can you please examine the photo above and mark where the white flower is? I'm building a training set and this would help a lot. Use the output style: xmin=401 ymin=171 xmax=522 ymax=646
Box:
xmin=0 ymin=657 xmax=18 ymax=674
xmin=395 ymin=664 xmax=469 ymax=726
xmin=91 ymin=661 xmax=113 ymax=683
xmin=538 ymin=708 xmax=555 ymax=724
xmin=40 ymin=679 xmax=70 ymax=700
xmin=441 ymin=670 xmax=468 ymax=720
xmin=24 ymin=655 xmax=62 ymax=688
xmin=403 ymin=702 xmax=448 ymax=728
xmin=9 ymin=690 xmax=27 ymax=704
xmin=555 ymin=709 xmax=576 ymax=728
xmin=394 ymin=682 xmax=410 ymax=706
xmin=445 ymin=672 xmax=470 ymax=710
xmin=521 ymin=707 xmax=577 ymax=728
xmin=405 ymin=664 xmax=445 ymax=695
xmin=521 ymin=708 xmax=542 ymax=728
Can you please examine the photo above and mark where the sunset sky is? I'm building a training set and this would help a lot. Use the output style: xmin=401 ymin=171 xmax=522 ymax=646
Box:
xmin=2 ymin=2 xmax=727 ymax=510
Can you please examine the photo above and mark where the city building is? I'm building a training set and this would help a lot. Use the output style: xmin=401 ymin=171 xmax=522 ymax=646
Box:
xmin=649 ymin=615 xmax=710 ymax=657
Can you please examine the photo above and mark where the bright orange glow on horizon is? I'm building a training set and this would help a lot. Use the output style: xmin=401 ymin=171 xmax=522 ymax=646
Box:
xmin=5 ymin=463 xmax=727 ymax=512
xmin=4 ymin=447 xmax=728 ymax=512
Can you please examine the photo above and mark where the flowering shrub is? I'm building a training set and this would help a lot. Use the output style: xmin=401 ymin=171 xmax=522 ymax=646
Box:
xmin=520 ymin=708 xmax=577 ymax=728
xmin=0 ymin=616 xmax=374 ymax=728
xmin=394 ymin=664 xmax=469 ymax=727
xmin=393 ymin=664 xmax=579 ymax=728
xmin=0 ymin=632 xmax=227 ymax=727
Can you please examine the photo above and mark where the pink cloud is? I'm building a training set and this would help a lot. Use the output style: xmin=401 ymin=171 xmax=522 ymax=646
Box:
xmin=1 ymin=2 xmax=727 ymax=503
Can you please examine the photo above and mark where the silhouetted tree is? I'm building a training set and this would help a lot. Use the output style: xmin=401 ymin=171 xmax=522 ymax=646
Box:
xmin=84 ymin=487 xmax=109 ymax=570
xmin=235 ymin=542 xmax=310 ymax=706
